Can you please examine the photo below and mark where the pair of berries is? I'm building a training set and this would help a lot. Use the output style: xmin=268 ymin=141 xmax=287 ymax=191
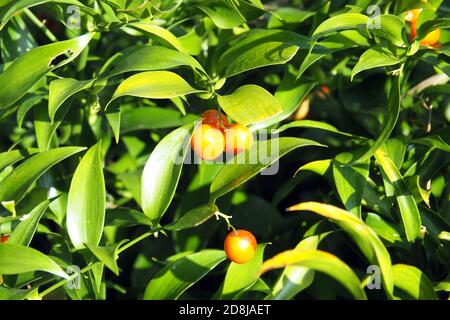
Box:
xmin=224 ymin=229 xmax=257 ymax=264
xmin=405 ymin=1 xmax=440 ymax=47
xmin=191 ymin=110 xmax=254 ymax=161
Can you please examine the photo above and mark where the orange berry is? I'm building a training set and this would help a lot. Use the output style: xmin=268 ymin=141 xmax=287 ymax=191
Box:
xmin=224 ymin=229 xmax=257 ymax=264
xmin=0 ymin=235 xmax=9 ymax=243
xmin=224 ymin=124 xmax=254 ymax=155
xmin=201 ymin=110 xmax=229 ymax=131
xmin=420 ymin=28 xmax=441 ymax=47
xmin=191 ymin=124 xmax=225 ymax=161
xmin=405 ymin=9 xmax=422 ymax=23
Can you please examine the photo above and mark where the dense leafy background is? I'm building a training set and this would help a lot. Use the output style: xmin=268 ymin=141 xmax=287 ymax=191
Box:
xmin=0 ymin=0 xmax=449 ymax=300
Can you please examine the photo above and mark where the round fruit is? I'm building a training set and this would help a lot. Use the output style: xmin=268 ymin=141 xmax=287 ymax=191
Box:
xmin=224 ymin=229 xmax=257 ymax=264
xmin=0 ymin=235 xmax=9 ymax=243
xmin=224 ymin=124 xmax=254 ymax=155
xmin=191 ymin=124 xmax=225 ymax=161
xmin=420 ymin=28 xmax=441 ymax=47
xmin=405 ymin=9 xmax=422 ymax=23
xmin=201 ymin=110 xmax=229 ymax=131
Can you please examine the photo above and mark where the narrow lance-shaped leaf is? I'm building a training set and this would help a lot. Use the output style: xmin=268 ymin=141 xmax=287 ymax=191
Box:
xmin=8 ymin=198 xmax=52 ymax=246
xmin=374 ymin=148 xmax=422 ymax=242
xmin=0 ymin=146 xmax=86 ymax=203
xmin=210 ymin=138 xmax=325 ymax=201
xmin=0 ymin=243 xmax=68 ymax=279
xmin=143 ymin=250 xmax=227 ymax=300
xmin=260 ymin=249 xmax=367 ymax=300
xmin=393 ymin=264 xmax=438 ymax=300
xmin=67 ymin=142 xmax=106 ymax=249
xmin=287 ymin=202 xmax=394 ymax=298
xmin=217 ymin=85 xmax=283 ymax=125
xmin=0 ymin=33 xmax=94 ymax=110
xmin=141 ymin=124 xmax=194 ymax=225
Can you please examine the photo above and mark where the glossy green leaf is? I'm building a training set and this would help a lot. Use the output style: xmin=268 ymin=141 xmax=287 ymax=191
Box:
xmin=271 ymin=236 xmax=320 ymax=300
xmin=121 ymin=107 xmax=199 ymax=133
xmin=165 ymin=203 xmax=219 ymax=231
xmin=275 ymin=120 xmax=361 ymax=139
xmin=8 ymin=198 xmax=51 ymax=246
xmin=313 ymin=13 xmax=369 ymax=38
xmin=218 ymin=244 xmax=267 ymax=299
xmin=105 ymin=45 xmax=205 ymax=77
xmin=0 ymin=148 xmax=37 ymax=172
xmin=296 ymin=159 xmax=332 ymax=177
xmin=332 ymin=148 xmax=370 ymax=217
xmin=393 ymin=264 xmax=438 ymax=300
xmin=0 ymin=243 xmax=67 ymax=278
xmin=218 ymin=29 xmax=305 ymax=77
xmin=210 ymin=138 xmax=325 ymax=201
xmin=141 ymin=124 xmax=193 ymax=225
xmin=48 ymin=78 xmax=93 ymax=123
xmin=368 ymin=15 xmax=407 ymax=47
xmin=260 ymin=249 xmax=367 ymax=300
xmin=67 ymin=142 xmax=106 ymax=249
xmin=109 ymin=71 xmax=203 ymax=103
xmin=217 ymin=85 xmax=282 ymax=125
xmin=143 ymin=249 xmax=226 ymax=299
xmin=251 ymin=73 xmax=315 ymax=130
xmin=105 ymin=208 xmax=153 ymax=228
xmin=86 ymin=240 xmax=128 ymax=276
xmin=374 ymin=149 xmax=422 ymax=242
xmin=129 ymin=23 xmax=187 ymax=53
xmin=0 ymin=146 xmax=85 ymax=203
xmin=0 ymin=286 xmax=38 ymax=300
xmin=287 ymin=202 xmax=394 ymax=298
xmin=352 ymin=47 xmax=404 ymax=80
xmin=364 ymin=212 xmax=402 ymax=245
xmin=0 ymin=33 xmax=93 ymax=110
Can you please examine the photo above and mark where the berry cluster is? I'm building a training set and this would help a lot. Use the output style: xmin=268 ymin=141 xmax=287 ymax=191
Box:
xmin=191 ymin=110 xmax=254 ymax=161
xmin=405 ymin=0 xmax=440 ymax=47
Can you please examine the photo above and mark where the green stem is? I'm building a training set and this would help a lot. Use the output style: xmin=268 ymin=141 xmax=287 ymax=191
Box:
xmin=23 ymin=8 xmax=58 ymax=42
xmin=117 ymin=229 xmax=158 ymax=254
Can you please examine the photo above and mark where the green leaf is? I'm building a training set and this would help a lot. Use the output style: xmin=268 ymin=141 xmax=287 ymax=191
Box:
xmin=352 ymin=47 xmax=403 ymax=80
xmin=218 ymin=29 xmax=305 ymax=77
xmin=348 ymin=76 xmax=401 ymax=164
xmin=393 ymin=264 xmax=438 ymax=300
xmin=417 ymin=18 xmax=450 ymax=40
xmin=48 ymin=78 xmax=93 ymax=123
xmin=17 ymin=95 xmax=44 ymax=129
xmin=86 ymin=240 xmax=128 ymax=276
xmin=141 ymin=124 xmax=193 ymax=225
xmin=364 ymin=212 xmax=402 ymax=245
xmin=268 ymin=8 xmax=315 ymax=29
xmin=0 ymin=0 xmax=96 ymax=31
xmin=0 ymin=286 xmax=38 ymax=300
xmin=374 ymin=149 xmax=422 ymax=242
xmin=287 ymin=202 xmax=394 ymax=298
xmin=0 ymin=33 xmax=94 ymax=110
xmin=165 ymin=203 xmax=219 ymax=231
xmin=296 ymin=159 xmax=332 ymax=177
xmin=217 ymin=85 xmax=282 ymax=125
xmin=143 ymin=249 xmax=226 ymax=299
xmin=313 ymin=13 xmax=369 ymax=38
xmin=197 ymin=1 xmax=245 ymax=29
xmin=129 ymin=23 xmax=187 ymax=53
xmin=109 ymin=71 xmax=203 ymax=103
xmin=0 ymin=148 xmax=37 ymax=172
xmin=67 ymin=142 xmax=106 ymax=249
xmin=0 ymin=146 xmax=85 ymax=203
xmin=368 ymin=15 xmax=407 ymax=47
xmin=332 ymin=148 xmax=370 ymax=217
xmin=271 ymin=236 xmax=320 ymax=300
xmin=8 ymin=198 xmax=51 ymax=246
xmin=275 ymin=120 xmax=362 ymax=139
xmin=105 ymin=45 xmax=205 ymax=77
xmin=218 ymin=244 xmax=267 ymax=299
xmin=251 ymin=73 xmax=315 ymax=130
xmin=105 ymin=208 xmax=153 ymax=228
xmin=260 ymin=249 xmax=367 ymax=300
xmin=121 ymin=107 xmax=199 ymax=133
xmin=210 ymin=138 xmax=325 ymax=201
xmin=0 ymin=243 xmax=67 ymax=278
